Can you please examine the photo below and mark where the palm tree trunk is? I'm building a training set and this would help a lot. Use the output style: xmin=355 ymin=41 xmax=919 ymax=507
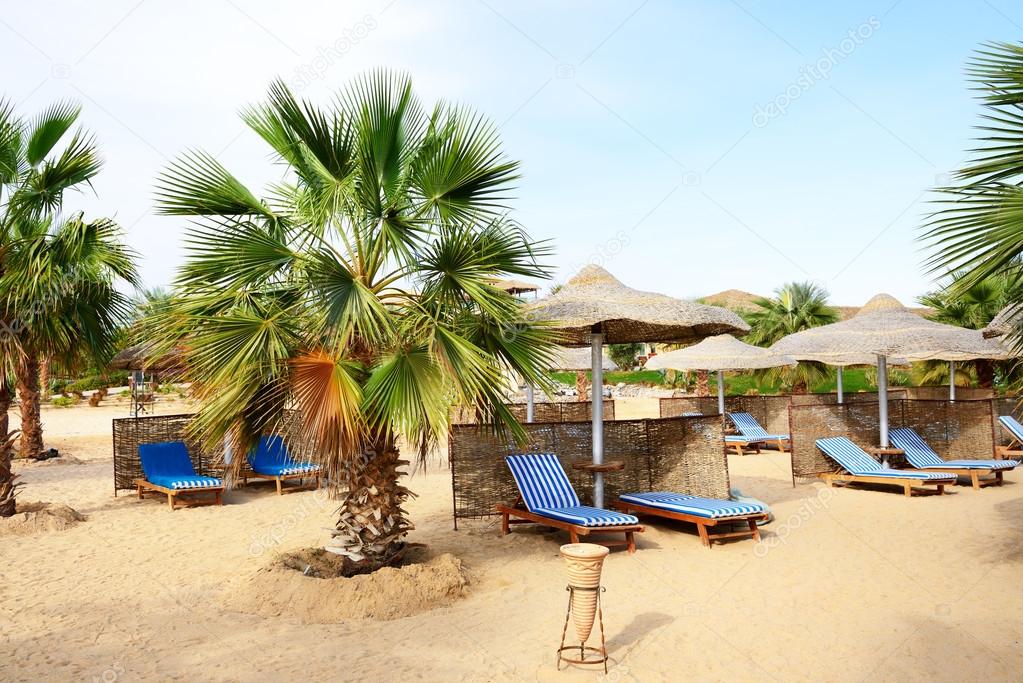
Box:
xmin=39 ymin=356 xmax=50 ymax=401
xmin=0 ymin=381 xmax=18 ymax=517
xmin=696 ymin=370 xmax=709 ymax=396
xmin=16 ymin=354 xmax=43 ymax=458
xmin=575 ymin=370 xmax=589 ymax=401
xmin=975 ymin=360 xmax=994 ymax=390
xmin=325 ymin=437 xmax=413 ymax=570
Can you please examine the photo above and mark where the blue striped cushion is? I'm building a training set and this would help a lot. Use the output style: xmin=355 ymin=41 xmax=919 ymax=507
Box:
xmin=248 ymin=435 xmax=320 ymax=476
xmin=532 ymin=506 xmax=638 ymax=527
xmin=815 ymin=437 xmax=954 ymax=481
xmin=620 ymin=492 xmax=766 ymax=519
xmin=277 ymin=464 xmax=321 ymax=475
xmin=150 ymin=476 xmax=223 ymax=490
xmin=891 ymin=428 xmax=1018 ymax=470
xmin=729 ymin=412 xmax=789 ymax=441
xmin=506 ymin=454 xmax=580 ymax=511
xmin=725 ymin=435 xmax=755 ymax=443
xmin=999 ymin=415 xmax=1023 ymax=442
xmin=682 ymin=412 xmax=703 ymax=417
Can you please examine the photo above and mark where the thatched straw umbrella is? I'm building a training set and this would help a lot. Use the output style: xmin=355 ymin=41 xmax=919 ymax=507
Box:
xmin=528 ymin=265 xmax=749 ymax=506
xmin=772 ymin=293 xmax=1010 ymax=447
xmin=982 ymin=303 xmax=1022 ymax=340
xmin=646 ymin=335 xmax=795 ymax=414
xmin=108 ymin=342 xmax=185 ymax=373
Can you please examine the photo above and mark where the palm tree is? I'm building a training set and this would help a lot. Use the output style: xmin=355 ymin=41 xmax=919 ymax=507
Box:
xmin=150 ymin=72 xmax=556 ymax=570
xmin=4 ymin=214 xmax=138 ymax=456
xmin=746 ymin=282 xmax=838 ymax=393
xmin=0 ymin=98 xmax=115 ymax=513
xmin=916 ymin=272 xmax=1022 ymax=388
xmin=923 ymin=42 xmax=1023 ymax=350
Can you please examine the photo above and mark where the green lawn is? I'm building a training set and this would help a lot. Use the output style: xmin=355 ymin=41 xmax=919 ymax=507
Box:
xmin=549 ymin=367 xmax=898 ymax=395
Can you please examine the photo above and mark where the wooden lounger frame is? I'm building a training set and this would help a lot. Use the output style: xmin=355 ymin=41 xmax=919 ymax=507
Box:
xmin=819 ymin=472 xmax=948 ymax=497
xmin=612 ymin=499 xmax=767 ymax=548
xmin=496 ymin=498 xmax=643 ymax=554
xmin=917 ymin=467 xmax=1009 ymax=490
xmin=134 ymin=478 xmax=224 ymax=510
xmin=726 ymin=439 xmax=763 ymax=457
xmin=241 ymin=468 xmax=322 ymax=495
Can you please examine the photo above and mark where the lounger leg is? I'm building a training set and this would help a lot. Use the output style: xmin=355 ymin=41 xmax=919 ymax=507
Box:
xmin=904 ymin=483 xmax=912 ymax=497
xmin=276 ymin=477 xmax=283 ymax=496
xmin=996 ymin=470 xmax=1004 ymax=486
xmin=626 ymin=531 xmax=636 ymax=554
xmin=569 ymin=530 xmax=580 ymax=544
xmin=216 ymin=489 xmax=223 ymax=506
xmin=748 ymin=518 xmax=760 ymax=542
xmin=971 ymin=472 xmax=980 ymax=490
xmin=697 ymin=523 xmax=711 ymax=547
xmin=137 ymin=484 xmax=144 ymax=500
xmin=937 ymin=484 xmax=945 ymax=495
xmin=168 ymin=492 xmax=175 ymax=510
xmin=500 ymin=511 xmax=510 ymax=536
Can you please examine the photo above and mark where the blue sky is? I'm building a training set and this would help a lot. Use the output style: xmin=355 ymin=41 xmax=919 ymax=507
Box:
xmin=2 ymin=1 xmax=1019 ymax=306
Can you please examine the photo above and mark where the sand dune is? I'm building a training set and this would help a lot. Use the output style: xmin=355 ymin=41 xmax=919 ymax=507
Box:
xmin=2 ymin=400 xmax=1022 ymax=681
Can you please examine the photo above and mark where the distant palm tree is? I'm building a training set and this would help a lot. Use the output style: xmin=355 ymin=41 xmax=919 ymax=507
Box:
xmin=923 ymin=42 xmax=1023 ymax=350
xmin=150 ymin=73 xmax=556 ymax=570
xmin=746 ymin=282 xmax=838 ymax=393
xmin=916 ymin=272 xmax=1022 ymax=387
xmin=0 ymin=99 xmax=137 ymax=513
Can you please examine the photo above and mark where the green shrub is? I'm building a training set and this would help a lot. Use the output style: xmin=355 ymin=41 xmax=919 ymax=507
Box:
xmin=52 ymin=396 xmax=79 ymax=408
xmin=64 ymin=371 xmax=130 ymax=393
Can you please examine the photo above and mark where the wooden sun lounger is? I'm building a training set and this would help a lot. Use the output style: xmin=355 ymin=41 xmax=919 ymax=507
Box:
xmin=611 ymin=499 xmax=767 ymax=548
xmin=134 ymin=478 xmax=224 ymax=510
xmin=241 ymin=468 xmax=322 ymax=495
xmin=818 ymin=472 xmax=947 ymax=497
xmin=495 ymin=498 xmax=643 ymax=554
xmin=915 ymin=468 xmax=1006 ymax=490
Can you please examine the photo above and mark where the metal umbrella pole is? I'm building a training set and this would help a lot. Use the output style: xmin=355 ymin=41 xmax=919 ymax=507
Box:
xmin=877 ymin=355 xmax=889 ymax=449
xmin=949 ymin=362 xmax=956 ymax=402
xmin=591 ymin=331 xmax=605 ymax=508
xmin=525 ymin=384 xmax=535 ymax=422
xmin=716 ymin=370 xmax=726 ymax=415
xmin=836 ymin=366 xmax=844 ymax=404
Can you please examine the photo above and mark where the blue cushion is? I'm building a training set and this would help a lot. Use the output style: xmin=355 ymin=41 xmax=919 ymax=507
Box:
xmin=999 ymin=415 xmax=1023 ymax=442
xmin=891 ymin=428 xmax=1018 ymax=470
xmin=139 ymin=441 xmax=223 ymax=490
xmin=532 ymin=506 xmax=639 ymax=527
xmin=248 ymin=435 xmax=320 ymax=476
xmin=815 ymin=437 xmax=955 ymax=481
xmin=506 ymin=454 xmax=580 ymax=511
xmin=728 ymin=412 xmax=789 ymax=441
xmin=620 ymin=492 xmax=766 ymax=519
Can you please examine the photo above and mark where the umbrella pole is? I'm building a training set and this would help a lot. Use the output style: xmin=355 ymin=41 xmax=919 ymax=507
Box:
xmin=877 ymin=355 xmax=890 ymax=453
xmin=525 ymin=384 xmax=534 ymax=423
xmin=836 ymin=366 xmax=844 ymax=404
xmin=717 ymin=370 xmax=725 ymax=415
xmin=591 ymin=332 xmax=605 ymax=508
xmin=949 ymin=362 xmax=956 ymax=402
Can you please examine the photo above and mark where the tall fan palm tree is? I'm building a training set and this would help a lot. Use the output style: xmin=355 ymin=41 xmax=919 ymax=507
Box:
xmin=923 ymin=42 xmax=1023 ymax=351
xmin=0 ymin=98 xmax=124 ymax=513
xmin=151 ymin=72 xmax=556 ymax=570
xmin=746 ymin=282 xmax=838 ymax=393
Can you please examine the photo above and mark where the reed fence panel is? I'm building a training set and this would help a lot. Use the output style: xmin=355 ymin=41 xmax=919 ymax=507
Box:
xmin=450 ymin=400 xmax=614 ymax=425
xmin=447 ymin=415 xmax=728 ymax=524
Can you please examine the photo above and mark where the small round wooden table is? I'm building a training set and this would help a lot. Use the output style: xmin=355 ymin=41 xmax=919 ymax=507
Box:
xmin=867 ymin=447 xmax=904 ymax=466
xmin=571 ymin=461 xmax=625 ymax=473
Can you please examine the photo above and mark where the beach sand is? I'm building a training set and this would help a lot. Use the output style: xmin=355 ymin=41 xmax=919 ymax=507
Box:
xmin=2 ymin=398 xmax=1022 ymax=682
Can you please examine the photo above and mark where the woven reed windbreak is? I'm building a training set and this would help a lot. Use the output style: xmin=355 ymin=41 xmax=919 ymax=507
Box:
xmin=448 ymin=415 xmax=729 ymax=523
xmin=450 ymin=401 xmax=614 ymax=425
xmin=903 ymin=386 xmax=994 ymax=401
xmin=658 ymin=395 xmax=791 ymax=434
xmin=112 ymin=414 xmax=219 ymax=493
xmin=789 ymin=398 xmax=998 ymax=479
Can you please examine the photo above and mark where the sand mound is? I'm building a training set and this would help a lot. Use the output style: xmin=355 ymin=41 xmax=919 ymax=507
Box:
xmin=0 ymin=501 xmax=86 ymax=536
xmin=223 ymin=551 xmax=470 ymax=622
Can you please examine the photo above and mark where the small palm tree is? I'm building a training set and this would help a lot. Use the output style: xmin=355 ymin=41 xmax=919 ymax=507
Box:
xmin=0 ymin=98 xmax=136 ymax=512
xmin=923 ymin=42 xmax=1023 ymax=349
xmin=150 ymin=72 xmax=556 ymax=570
xmin=746 ymin=282 xmax=838 ymax=393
